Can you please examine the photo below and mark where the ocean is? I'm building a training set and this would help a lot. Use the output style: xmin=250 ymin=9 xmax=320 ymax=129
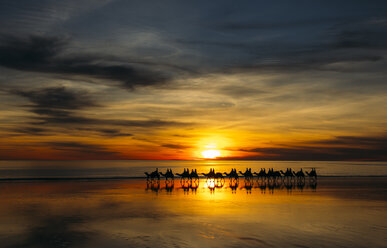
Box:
xmin=0 ymin=160 xmax=386 ymax=247
xmin=0 ymin=160 xmax=386 ymax=179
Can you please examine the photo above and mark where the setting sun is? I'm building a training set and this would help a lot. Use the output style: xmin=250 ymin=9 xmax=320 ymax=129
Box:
xmin=201 ymin=149 xmax=221 ymax=159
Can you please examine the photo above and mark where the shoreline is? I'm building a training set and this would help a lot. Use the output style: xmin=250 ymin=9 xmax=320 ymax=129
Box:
xmin=0 ymin=175 xmax=386 ymax=182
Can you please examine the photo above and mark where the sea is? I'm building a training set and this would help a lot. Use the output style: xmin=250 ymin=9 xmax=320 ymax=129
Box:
xmin=0 ymin=160 xmax=386 ymax=179
xmin=0 ymin=160 xmax=386 ymax=248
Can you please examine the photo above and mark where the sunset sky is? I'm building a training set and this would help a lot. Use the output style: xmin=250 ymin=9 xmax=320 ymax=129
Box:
xmin=0 ymin=0 xmax=386 ymax=160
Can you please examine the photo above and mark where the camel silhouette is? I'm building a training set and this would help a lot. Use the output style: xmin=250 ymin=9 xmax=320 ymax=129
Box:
xmin=176 ymin=168 xmax=190 ymax=179
xmin=145 ymin=167 xmax=318 ymax=193
xmin=293 ymin=169 xmax=305 ymax=184
xmin=239 ymin=168 xmax=254 ymax=179
xmin=280 ymin=168 xmax=295 ymax=179
xmin=160 ymin=168 xmax=174 ymax=180
xmin=224 ymin=168 xmax=239 ymax=179
xmin=267 ymin=168 xmax=282 ymax=182
xmin=306 ymin=168 xmax=317 ymax=180
xmin=190 ymin=169 xmax=199 ymax=180
xmin=144 ymin=168 xmax=160 ymax=180
xmin=202 ymin=168 xmax=216 ymax=179
xmin=254 ymin=168 xmax=267 ymax=180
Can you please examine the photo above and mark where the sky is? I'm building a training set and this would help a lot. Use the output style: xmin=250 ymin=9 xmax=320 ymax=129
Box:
xmin=0 ymin=0 xmax=386 ymax=160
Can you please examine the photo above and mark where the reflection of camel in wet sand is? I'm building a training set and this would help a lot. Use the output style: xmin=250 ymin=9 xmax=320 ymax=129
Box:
xmin=243 ymin=180 xmax=253 ymax=194
xmin=144 ymin=168 xmax=160 ymax=180
xmin=306 ymin=168 xmax=317 ymax=180
xmin=164 ymin=180 xmax=174 ymax=192
xmin=296 ymin=180 xmax=305 ymax=191
xmin=229 ymin=179 xmax=239 ymax=193
xmin=239 ymin=168 xmax=254 ymax=179
xmin=309 ymin=180 xmax=317 ymax=190
xmin=146 ymin=180 xmax=160 ymax=192
xmin=224 ymin=168 xmax=239 ymax=179
xmin=160 ymin=169 xmax=174 ymax=180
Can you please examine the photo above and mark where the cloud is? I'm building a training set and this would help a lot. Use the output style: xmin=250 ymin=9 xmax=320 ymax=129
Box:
xmin=161 ymin=144 xmax=192 ymax=149
xmin=218 ymin=85 xmax=266 ymax=98
xmin=76 ymin=128 xmax=133 ymax=137
xmin=175 ymin=16 xmax=387 ymax=74
xmin=311 ymin=135 xmax=387 ymax=149
xmin=227 ymin=134 xmax=387 ymax=161
xmin=11 ymin=86 xmax=191 ymax=128
xmin=9 ymin=127 xmax=49 ymax=136
xmin=12 ymin=86 xmax=97 ymax=110
xmin=0 ymin=35 xmax=169 ymax=89
xmin=46 ymin=141 xmax=118 ymax=156
xmin=216 ymin=16 xmax=348 ymax=31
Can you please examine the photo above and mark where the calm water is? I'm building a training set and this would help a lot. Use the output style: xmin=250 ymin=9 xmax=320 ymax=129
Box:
xmin=0 ymin=161 xmax=386 ymax=247
xmin=0 ymin=160 xmax=386 ymax=179
xmin=0 ymin=177 xmax=386 ymax=248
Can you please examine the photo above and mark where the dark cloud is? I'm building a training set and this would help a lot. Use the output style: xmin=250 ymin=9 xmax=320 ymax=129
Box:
xmin=46 ymin=141 xmax=118 ymax=156
xmin=11 ymin=86 xmax=192 ymax=129
xmin=161 ymin=144 xmax=192 ymax=149
xmin=77 ymin=128 xmax=133 ymax=137
xmin=216 ymin=16 xmax=348 ymax=31
xmin=12 ymin=86 xmax=97 ymax=110
xmin=333 ymin=20 xmax=387 ymax=50
xmin=227 ymin=135 xmax=387 ymax=161
xmin=311 ymin=135 xmax=387 ymax=150
xmin=178 ymin=17 xmax=387 ymax=74
xmin=218 ymin=85 xmax=266 ymax=98
xmin=31 ymin=115 xmax=190 ymax=128
xmin=9 ymin=127 xmax=49 ymax=136
xmin=0 ymin=35 xmax=169 ymax=89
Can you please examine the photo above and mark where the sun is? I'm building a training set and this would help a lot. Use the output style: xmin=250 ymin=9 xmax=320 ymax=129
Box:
xmin=201 ymin=149 xmax=221 ymax=159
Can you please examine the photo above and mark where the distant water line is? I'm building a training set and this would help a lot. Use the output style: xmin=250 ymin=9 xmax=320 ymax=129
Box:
xmin=0 ymin=160 xmax=386 ymax=180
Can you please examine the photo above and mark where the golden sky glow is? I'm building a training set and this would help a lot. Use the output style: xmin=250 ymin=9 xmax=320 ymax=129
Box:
xmin=0 ymin=1 xmax=386 ymax=160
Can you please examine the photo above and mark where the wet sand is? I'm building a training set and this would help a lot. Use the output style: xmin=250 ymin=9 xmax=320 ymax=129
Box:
xmin=0 ymin=177 xmax=386 ymax=248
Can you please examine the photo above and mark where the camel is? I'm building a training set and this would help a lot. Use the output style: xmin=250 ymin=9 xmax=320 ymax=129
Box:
xmin=215 ymin=172 xmax=224 ymax=179
xmin=144 ymin=168 xmax=160 ymax=180
xmin=293 ymin=169 xmax=305 ymax=184
xmin=160 ymin=168 xmax=174 ymax=180
xmin=306 ymin=168 xmax=317 ymax=180
xmin=224 ymin=168 xmax=239 ymax=179
xmin=176 ymin=168 xmax=190 ymax=179
xmin=239 ymin=168 xmax=254 ymax=179
xmin=202 ymin=168 xmax=216 ymax=179
xmin=254 ymin=168 xmax=267 ymax=180
xmin=267 ymin=168 xmax=282 ymax=181
xmin=190 ymin=169 xmax=199 ymax=180
xmin=280 ymin=168 xmax=295 ymax=179
xmin=293 ymin=169 xmax=305 ymax=178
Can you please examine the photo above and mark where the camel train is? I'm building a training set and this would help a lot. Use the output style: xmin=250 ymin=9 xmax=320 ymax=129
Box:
xmin=144 ymin=167 xmax=317 ymax=191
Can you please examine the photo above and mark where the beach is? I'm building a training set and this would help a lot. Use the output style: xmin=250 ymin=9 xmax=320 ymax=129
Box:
xmin=0 ymin=177 xmax=386 ymax=248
